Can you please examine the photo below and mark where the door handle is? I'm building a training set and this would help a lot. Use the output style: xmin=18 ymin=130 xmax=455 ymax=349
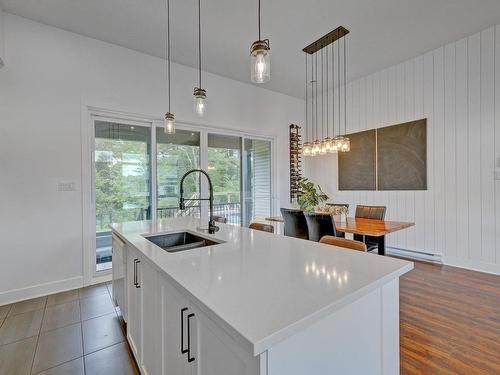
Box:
xmin=181 ymin=307 xmax=188 ymax=354
xmin=135 ymin=260 xmax=141 ymax=288
xmin=187 ymin=313 xmax=195 ymax=363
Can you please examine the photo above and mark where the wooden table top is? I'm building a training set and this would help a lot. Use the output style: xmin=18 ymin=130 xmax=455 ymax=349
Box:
xmin=333 ymin=217 xmax=414 ymax=237
xmin=266 ymin=215 xmax=414 ymax=237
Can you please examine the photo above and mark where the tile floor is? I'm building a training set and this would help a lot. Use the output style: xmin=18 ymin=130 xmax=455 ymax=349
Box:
xmin=0 ymin=282 xmax=139 ymax=375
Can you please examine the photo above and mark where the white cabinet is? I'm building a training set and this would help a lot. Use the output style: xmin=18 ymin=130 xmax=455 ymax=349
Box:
xmin=120 ymin=239 xmax=261 ymax=375
xmin=161 ymin=277 xmax=260 ymax=375
xmin=162 ymin=280 xmax=196 ymax=375
xmin=126 ymin=248 xmax=142 ymax=361
xmin=141 ymin=259 xmax=161 ymax=375
xmin=111 ymin=234 xmax=127 ymax=321
xmin=126 ymin=247 xmax=162 ymax=375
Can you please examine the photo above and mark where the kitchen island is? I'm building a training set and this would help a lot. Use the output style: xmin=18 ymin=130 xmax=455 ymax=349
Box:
xmin=111 ymin=217 xmax=413 ymax=375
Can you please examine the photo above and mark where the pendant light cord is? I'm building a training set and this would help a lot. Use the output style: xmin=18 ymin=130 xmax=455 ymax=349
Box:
xmin=337 ymin=36 xmax=341 ymax=136
xmin=305 ymin=53 xmax=308 ymax=143
xmin=315 ymin=52 xmax=318 ymax=141
xmin=198 ymin=0 xmax=202 ymax=88
xmin=344 ymin=35 xmax=347 ymax=136
xmin=326 ymin=45 xmax=329 ymax=138
xmin=321 ymin=48 xmax=324 ymax=140
xmin=258 ymin=0 xmax=261 ymax=41
xmin=167 ymin=0 xmax=171 ymax=112
xmin=331 ymin=42 xmax=335 ymax=138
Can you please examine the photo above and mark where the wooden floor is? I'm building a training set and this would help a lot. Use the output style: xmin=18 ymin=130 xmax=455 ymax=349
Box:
xmin=399 ymin=260 xmax=500 ymax=374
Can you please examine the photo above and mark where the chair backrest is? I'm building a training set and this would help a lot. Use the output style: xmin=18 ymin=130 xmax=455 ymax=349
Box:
xmin=355 ymin=205 xmax=386 ymax=220
xmin=280 ymin=208 xmax=309 ymax=240
xmin=304 ymin=213 xmax=337 ymax=242
xmin=213 ymin=216 xmax=228 ymax=224
xmin=248 ymin=222 xmax=274 ymax=233
xmin=319 ymin=236 xmax=367 ymax=252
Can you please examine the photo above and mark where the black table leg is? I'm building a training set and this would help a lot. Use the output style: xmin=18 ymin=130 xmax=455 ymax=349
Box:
xmin=377 ymin=235 xmax=386 ymax=255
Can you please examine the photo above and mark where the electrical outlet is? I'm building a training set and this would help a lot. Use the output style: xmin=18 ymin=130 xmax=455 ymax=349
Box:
xmin=58 ymin=181 xmax=76 ymax=192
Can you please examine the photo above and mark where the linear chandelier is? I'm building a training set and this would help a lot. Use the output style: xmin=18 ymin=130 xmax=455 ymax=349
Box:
xmin=303 ymin=27 xmax=350 ymax=156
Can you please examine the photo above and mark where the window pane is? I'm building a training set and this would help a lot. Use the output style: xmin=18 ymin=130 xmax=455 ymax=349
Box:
xmin=95 ymin=121 xmax=151 ymax=272
xmin=243 ymin=139 xmax=272 ymax=226
xmin=208 ymin=134 xmax=241 ymax=225
xmin=157 ymin=128 xmax=200 ymax=218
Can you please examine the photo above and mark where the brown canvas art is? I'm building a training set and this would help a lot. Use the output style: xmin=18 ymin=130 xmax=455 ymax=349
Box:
xmin=338 ymin=129 xmax=376 ymax=190
xmin=377 ymin=119 xmax=427 ymax=190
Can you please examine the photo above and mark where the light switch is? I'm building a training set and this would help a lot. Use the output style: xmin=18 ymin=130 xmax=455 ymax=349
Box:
xmin=58 ymin=181 xmax=76 ymax=191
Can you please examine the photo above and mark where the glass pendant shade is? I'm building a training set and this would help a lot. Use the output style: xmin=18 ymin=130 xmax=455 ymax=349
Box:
xmin=319 ymin=140 xmax=327 ymax=155
xmin=340 ymin=137 xmax=350 ymax=152
xmin=312 ymin=140 xmax=321 ymax=156
xmin=250 ymin=40 xmax=270 ymax=83
xmin=303 ymin=142 xmax=311 ymax=156
xmin=193 ymin=88 xmax=207 ymax=117
xmin=164 ymin=112 xmax=175 ymax=134
xmin=324 ymin=137 xmax=333 ymax=152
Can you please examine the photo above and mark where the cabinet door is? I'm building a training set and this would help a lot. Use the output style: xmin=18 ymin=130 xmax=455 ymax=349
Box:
xmin=193 ymin=307 xmax=260 ymax=375
xmin=162 ymin=279 xmax=195 ymax=375
xmin=126 ymin=249 xmax=142 ymax=362
xmin=141 ymin=259 xmax=161 ymax=375
xmin=111 ymin=235 xmax=125 ymax=313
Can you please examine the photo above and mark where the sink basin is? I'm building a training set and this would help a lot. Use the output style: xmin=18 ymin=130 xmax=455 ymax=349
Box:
xmin=143 ymin=231 xmax=222 ymax=253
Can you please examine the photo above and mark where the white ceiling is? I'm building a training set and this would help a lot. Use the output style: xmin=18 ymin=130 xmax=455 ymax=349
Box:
xmin=2 ymin=0 xmax=500 ymax=98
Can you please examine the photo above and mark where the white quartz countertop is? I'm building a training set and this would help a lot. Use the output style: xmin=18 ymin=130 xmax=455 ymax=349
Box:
xmin=111 ymin=217 xmax=413 ymax=355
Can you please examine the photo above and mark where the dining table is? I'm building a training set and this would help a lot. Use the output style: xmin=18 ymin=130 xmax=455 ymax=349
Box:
xmin=264 ymin=215 xmax=415 ymax=255
xmin=332 ymin=217 xmax=414 ymax=255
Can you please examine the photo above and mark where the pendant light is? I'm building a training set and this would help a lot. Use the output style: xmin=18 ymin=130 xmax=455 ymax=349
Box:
xmin=193 ymin=0 xmax=207 ymax=116
xmin=340 ymin=35 xmax=350 ymax=152
xmin=319 ymin=49 xmax=327 ymax=155
xmin=164 ymin=0 xmax=175 ymax=134
xmin=303 ymin=27 xmax=350 ymax=155
xmin=312 ymin=53 xmax=321 ymax=155
xmin=303 ymin=53 xmax=311 ymax=156
xmin=250 ymin=0 xmax=270 ymax=83
xmin=323 ymin=45 xmax=333 ymax=153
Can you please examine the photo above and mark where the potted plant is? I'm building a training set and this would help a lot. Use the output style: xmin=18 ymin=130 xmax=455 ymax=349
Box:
xmin=297 ymin=178 xmax=329 ymax=213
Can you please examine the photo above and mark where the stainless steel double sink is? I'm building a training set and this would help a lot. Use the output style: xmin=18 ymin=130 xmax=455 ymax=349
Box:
xmin=143 ymin=231 xmax=222 ymax=253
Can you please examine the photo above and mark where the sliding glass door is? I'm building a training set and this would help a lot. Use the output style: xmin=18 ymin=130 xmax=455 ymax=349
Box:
xmin=208 ymin=134 xmax=242 ymax=225
xmin=243 ymin=138 xmax=272 ymax=226
xmin=91 ymin=118 xmax=273 ymax=275
xmin=94 ymin=120 xmax=151 ymax=272
xmin=157 ymin=128 xmax=201 ymax=218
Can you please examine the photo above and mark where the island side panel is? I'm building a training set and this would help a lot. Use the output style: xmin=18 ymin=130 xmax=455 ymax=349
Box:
xmin=266 ymin=280 xmax=401 ymax=375
xmin=381 ymin=278 xmax=400 ymax=375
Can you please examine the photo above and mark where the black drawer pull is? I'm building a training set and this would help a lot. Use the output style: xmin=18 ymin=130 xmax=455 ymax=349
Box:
xmin=133 ymin=259 xmax=138 ymax=286
xmin=187 ymin=313 xmax=195 ymax=363
xmin=135 ymin=260 xmax=141 ymax=288
xmin=181 ymin=307 xmax=188 ymax=354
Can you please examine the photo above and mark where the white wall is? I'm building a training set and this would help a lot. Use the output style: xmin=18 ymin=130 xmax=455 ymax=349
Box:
xmin=0 ymin=7 xmax=4 ymax=67
xmin=0 ymin=14 xmax=303 ymax=303
xmin=306 ymin=25 xmax=500 ymax=275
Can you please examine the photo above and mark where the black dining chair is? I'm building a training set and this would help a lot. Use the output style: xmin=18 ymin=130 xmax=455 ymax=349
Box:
xmin=304 ymin=213 xmax=337 ymax=242
xmin=280 ymin=208 xmax=309 ymax=240
xmin=354 ymin=205 xmax=387 ymax=252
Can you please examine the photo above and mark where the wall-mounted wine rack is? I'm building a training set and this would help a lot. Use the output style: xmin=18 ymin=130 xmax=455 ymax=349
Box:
xmin=289 ymin=124 xmax=302 ymax=203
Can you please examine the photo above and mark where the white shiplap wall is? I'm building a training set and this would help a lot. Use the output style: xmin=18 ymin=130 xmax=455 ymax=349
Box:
xmin=306 ymin=25 xmax=500 ymax=274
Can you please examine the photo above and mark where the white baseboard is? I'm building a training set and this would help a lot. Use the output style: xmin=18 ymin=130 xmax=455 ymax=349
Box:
xmin=0 ymin=276 xmax=84 ymax=306
xmin=442 ymin=256 xmax=500 ymax=276
xmin=386 ymin=247 xmax=443 ymax=263
xmin=387 ymin=247 xmax=500 ymax=276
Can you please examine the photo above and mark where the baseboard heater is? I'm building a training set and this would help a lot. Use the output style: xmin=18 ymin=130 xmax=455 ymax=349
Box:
xmin=386 ymin=247 xmax=443 ymax=263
